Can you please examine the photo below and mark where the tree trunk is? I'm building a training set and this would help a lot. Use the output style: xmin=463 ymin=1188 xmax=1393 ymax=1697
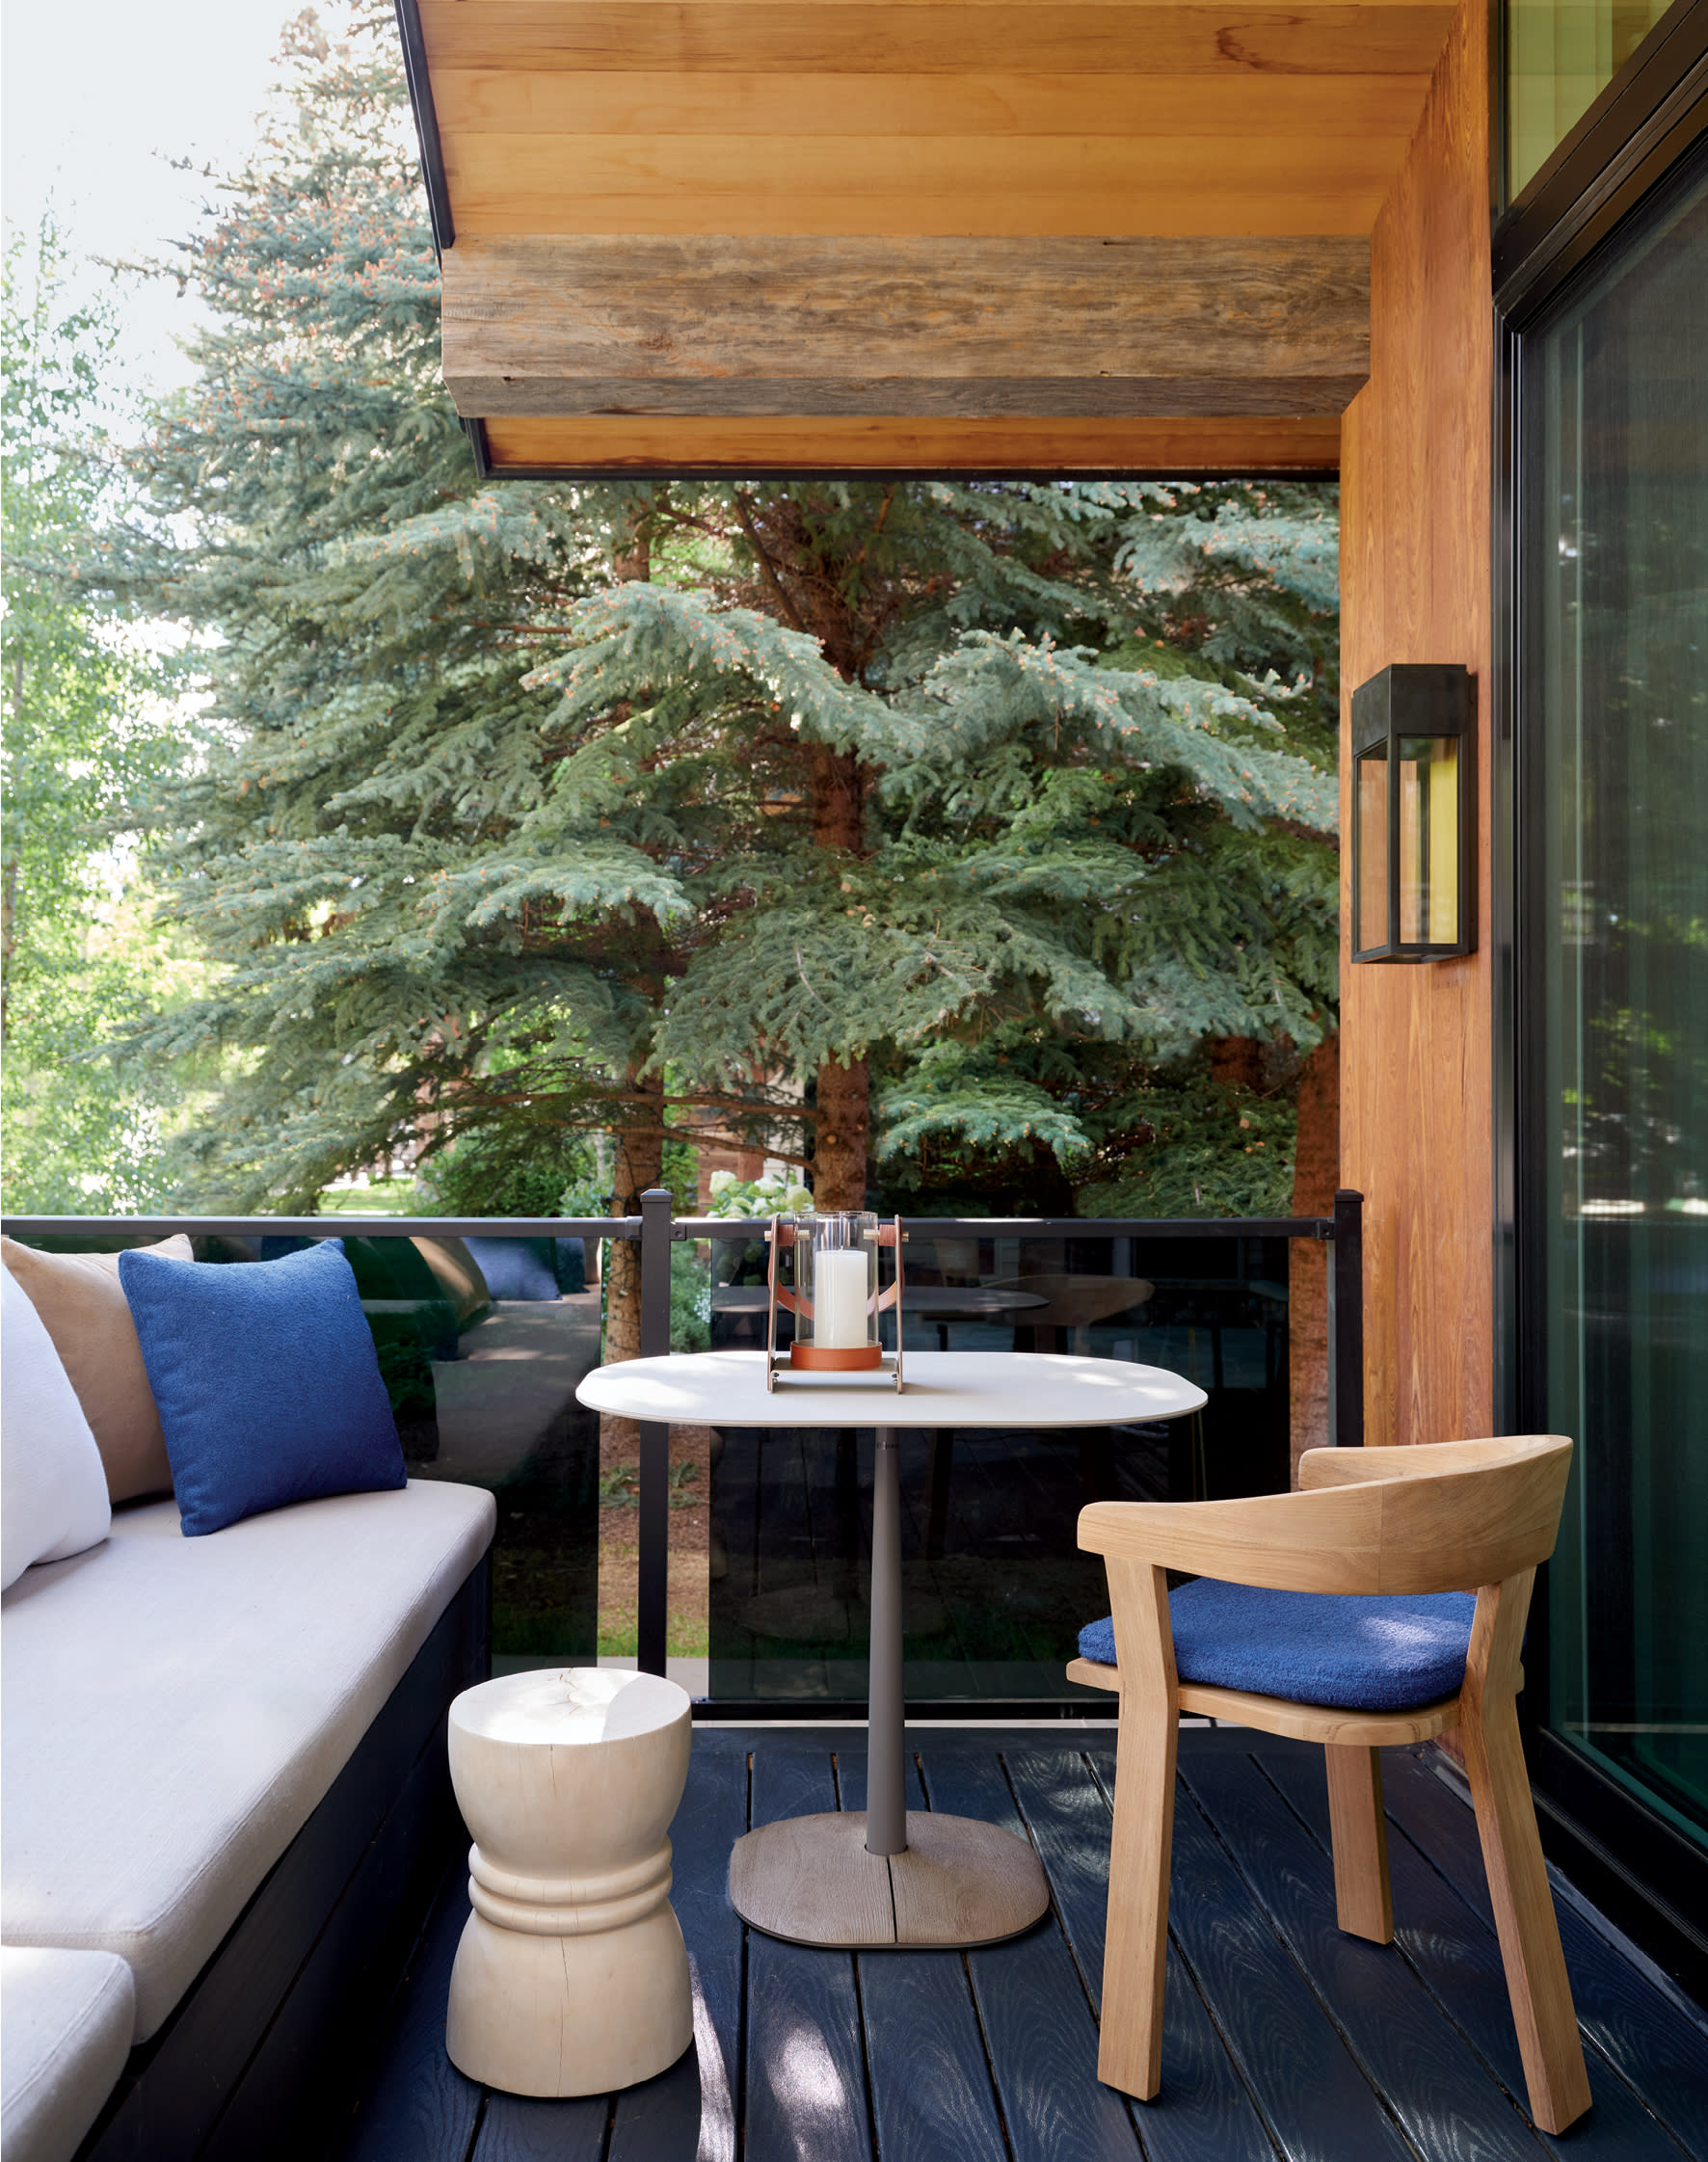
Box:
xmin=814 ymin=1056 xmax=870 ymax=1210
xmin=1289 ymin=1031 xmax=1341 ymax=1484
xmin=602 ymin=1068 xmax=664 ymax=1460
xmin=1209 ymin=1035 xmax=1265 ymax=1092
xmin=806 ymin=738 xmax=873 ymax=1203
xmin=601 ymin=506 xmax=658 ymax=1454
xmin=611 ymin=493 xmax=652 ymax=584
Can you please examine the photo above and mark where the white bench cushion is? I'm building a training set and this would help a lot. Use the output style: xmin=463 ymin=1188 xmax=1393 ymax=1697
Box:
xmin=0 ymin=1946 xmax=134 ymax=2162
xmin=1 ymin=1479 xmax=494 ymax=2040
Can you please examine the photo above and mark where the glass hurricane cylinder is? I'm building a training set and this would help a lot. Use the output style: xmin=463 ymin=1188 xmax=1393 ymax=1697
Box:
xmin=787 ymin=1211 xmax=880 ymax=1370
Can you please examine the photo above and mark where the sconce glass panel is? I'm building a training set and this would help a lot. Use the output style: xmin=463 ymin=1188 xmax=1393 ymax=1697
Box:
xmin=1398 ymin=735 xmax=1460 ymax=947
xmin=1356 ymin=744 xmax=1390 ymax=951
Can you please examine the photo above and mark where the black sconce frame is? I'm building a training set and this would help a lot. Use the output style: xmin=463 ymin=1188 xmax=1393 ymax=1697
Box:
xmin=1350 ymin=662 xmax=1478 ymax=962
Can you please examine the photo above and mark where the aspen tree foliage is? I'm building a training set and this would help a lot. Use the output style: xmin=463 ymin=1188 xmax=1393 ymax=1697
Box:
xmin=1 ymin=224 xmax=200 ymax=1209
xmin=119 ymin=2 xmax=1340 ymax=1225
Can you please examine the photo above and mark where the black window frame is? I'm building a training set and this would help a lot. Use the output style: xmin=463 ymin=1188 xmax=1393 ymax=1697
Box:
xmin=1491 ymin=1 xmax=1708 ymax=2002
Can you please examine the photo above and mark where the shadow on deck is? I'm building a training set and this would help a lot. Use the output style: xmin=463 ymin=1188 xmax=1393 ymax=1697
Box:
xmin=339 ymin=1726 xmax=1708 ymax=2162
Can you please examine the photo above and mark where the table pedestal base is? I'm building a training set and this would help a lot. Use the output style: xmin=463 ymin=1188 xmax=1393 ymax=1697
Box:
xmin=729 ymin=1811 xmax=1050 ymax=1949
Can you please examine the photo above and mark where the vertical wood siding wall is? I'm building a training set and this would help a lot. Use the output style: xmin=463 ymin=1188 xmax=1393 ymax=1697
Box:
xmin=1340 ymin=0 xmax=1496 ymax=1450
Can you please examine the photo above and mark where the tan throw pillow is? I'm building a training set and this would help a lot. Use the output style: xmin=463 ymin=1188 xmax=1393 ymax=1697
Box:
xmin=0 ymin=1235 xmax=193 ymax=1503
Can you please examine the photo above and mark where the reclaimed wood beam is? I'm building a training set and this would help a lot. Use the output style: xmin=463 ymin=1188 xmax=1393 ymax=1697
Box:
xmin=441 ymin=235 xmax=1370 ymax=421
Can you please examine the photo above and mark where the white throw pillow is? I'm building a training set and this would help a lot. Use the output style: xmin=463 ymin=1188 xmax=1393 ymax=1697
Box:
xmin=2 ymin=1262 xmax=112 ymax=1590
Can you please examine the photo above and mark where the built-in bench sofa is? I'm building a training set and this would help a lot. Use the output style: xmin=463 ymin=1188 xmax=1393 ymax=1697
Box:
xmin=1 ymin=1238 xmax=497 ymax=2162
xmin=2 ymin=1482 xmax=494 ymax=2162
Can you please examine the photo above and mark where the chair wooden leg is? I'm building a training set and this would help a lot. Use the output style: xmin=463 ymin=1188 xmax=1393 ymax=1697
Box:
xmin=1461 ymin=1694 xmax=1592 ymax=2133
xmin=1098 ymin=1560 xmax=1178 ymax=2100
xmin=1325 ymin=1745 xmax=1394 ymax=1943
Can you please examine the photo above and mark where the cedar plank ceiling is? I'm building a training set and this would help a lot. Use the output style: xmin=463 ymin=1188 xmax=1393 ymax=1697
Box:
xmin=408 ymin=0 xmax=1458 ymax=474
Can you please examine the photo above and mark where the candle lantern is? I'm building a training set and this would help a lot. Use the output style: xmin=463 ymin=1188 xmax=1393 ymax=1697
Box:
xmin=1350 ymin=662 xmax=1477 ymax=962
xmin=763 ymin=1211 xmax=906 ymax=1392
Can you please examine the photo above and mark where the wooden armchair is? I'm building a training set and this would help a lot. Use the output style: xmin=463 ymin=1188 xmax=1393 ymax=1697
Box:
xmin=1068 ymin=1435 xmax=1592 ymax=2135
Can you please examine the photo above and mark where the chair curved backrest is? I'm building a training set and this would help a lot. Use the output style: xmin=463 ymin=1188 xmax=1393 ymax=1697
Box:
xmin=1078 ymin=1435 xmax=1573 ymax=1596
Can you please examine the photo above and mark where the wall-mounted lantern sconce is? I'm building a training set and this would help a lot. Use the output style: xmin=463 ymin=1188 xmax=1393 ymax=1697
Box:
xmin=1350 ymin=663 xmax=1476 ymax=962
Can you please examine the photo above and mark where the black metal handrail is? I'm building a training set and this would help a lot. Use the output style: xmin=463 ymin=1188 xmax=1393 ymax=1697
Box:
xmin=3 ymin=1189 xmax=1363 ymax=1676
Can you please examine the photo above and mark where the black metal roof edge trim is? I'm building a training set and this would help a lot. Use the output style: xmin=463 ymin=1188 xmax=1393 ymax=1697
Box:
xmin=393 ymin=0 xmax=454 ymax=257
xmin=464 ymin=415 xmax=493 ymax=480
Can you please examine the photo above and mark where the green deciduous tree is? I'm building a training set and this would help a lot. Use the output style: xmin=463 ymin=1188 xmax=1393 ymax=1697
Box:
xmin=1 ymin=220 xmax=202 ymax=1209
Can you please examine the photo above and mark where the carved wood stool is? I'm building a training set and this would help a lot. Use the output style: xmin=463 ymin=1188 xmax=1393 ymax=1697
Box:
xmin=445 ymin=1668 xmax=692 ymax=2096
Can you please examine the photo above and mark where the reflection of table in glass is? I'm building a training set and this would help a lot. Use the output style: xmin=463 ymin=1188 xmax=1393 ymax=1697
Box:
xmin=709 ymin=1281 xmax=1047 ymax=1349
xmin=575 ymin=1350 xmax=1205 ymax=1951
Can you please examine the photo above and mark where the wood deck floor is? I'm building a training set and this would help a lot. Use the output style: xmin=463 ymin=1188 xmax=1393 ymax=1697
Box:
xmin=338 ymin=1725 xmax=1708 ymax=2162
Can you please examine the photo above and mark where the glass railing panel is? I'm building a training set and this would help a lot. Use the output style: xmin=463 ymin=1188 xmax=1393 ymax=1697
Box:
xmin=696 ymin=1223 xmax=1293 ymax=1708
xmin=7 ymin=1205 xmax=1336 ymax=1712
xmin=3 ymin=1225 xmax=608 ymax=1677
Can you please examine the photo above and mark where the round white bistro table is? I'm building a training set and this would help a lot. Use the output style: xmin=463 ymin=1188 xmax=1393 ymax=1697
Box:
xmin=445 ymin=1667 xmax=693 ymax=2095
xmin=576 ymin=1350 xmax=1205 ymax=1951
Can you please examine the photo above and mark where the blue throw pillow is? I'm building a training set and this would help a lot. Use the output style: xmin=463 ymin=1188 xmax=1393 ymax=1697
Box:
xmin=1077 ymin=1580 xmax=1477 ymax=1714
xmin=119 ymin=1239 xmax=406 ymax=1536
xmin=465 ymin=1237 xmax=560 ymax=1302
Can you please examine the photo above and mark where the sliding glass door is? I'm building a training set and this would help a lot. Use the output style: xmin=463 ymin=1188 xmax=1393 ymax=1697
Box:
xmin=1520 ymin=143 xmax=1708 ymax=1844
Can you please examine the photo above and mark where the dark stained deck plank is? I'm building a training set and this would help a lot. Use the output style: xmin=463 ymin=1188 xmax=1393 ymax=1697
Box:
xmin=341 ymin=1865 xmax=482 ymax=2162
xmin=1181 ymin=1747 xmax=1554 ymax=2161
xmin=1261 ymin=1747 xmax=1695 ymax=2161
xmin=599 ymin=2052 xmax=699 ymax=2162
xmin=822 ymin=1737 xmax=929 ymax=1817
xmin=469 ymin=2094 xmax=608 ymax=2162
xmin=1087 ymin=1748 xmax=1416 ymax=2162
xmin=858 ymin=1950 xmax=1012 ymax=2162
xmin=830 ymin=1742 xmax=1010 ymax=2162
xmin=742 ymin=1746 xmax=874 ymax=2162
xmin=919 ymin=1745 xmax=1145 ymax=2162
xmin=605 ymin=1730 xmax=751 ymax=2162
xmin=1379 ymin=1748 xmax=1708 ymax=2158
xmin=1002 ymin=1747 xmax=1277 ymax=2162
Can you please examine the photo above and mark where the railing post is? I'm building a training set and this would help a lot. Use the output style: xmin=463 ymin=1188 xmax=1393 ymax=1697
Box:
xmin=1329 ymin=1188 xmax=1364 ymax=1449
xmin=636 ymin=1187 xmax=674 ymax=1676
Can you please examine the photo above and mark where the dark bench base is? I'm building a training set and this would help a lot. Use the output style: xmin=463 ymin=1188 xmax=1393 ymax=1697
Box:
xmin=76 ymin=1558 xmax=490 ymax=2162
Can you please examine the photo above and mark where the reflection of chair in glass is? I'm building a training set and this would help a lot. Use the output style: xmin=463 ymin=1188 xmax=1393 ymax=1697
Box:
xmin=913 ymin=1280 xmax=1156 ymax=1555
xmin=990 ymin=1273 xmax=1154 ymax=1352
xmin=1070 ymin=1435 xmax=1591 ymax=2136
xmin=927 ymin=1238 xmax=982 ymax=1285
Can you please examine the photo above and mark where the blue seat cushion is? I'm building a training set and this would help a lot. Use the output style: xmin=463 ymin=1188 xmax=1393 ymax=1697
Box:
xmin=1078 ymin=1580 xmax=1477 ymax=1714
xmin=119 ymin=1238 xmax=406 ymax=1537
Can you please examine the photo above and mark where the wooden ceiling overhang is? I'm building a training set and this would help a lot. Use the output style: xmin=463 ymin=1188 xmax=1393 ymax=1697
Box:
xmin=400 ymin=1 xmax=1459 ymax=478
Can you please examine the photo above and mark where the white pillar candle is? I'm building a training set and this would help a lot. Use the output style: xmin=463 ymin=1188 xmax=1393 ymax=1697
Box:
xmin=814 ymin=1249 xmax=869 ymax=1348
